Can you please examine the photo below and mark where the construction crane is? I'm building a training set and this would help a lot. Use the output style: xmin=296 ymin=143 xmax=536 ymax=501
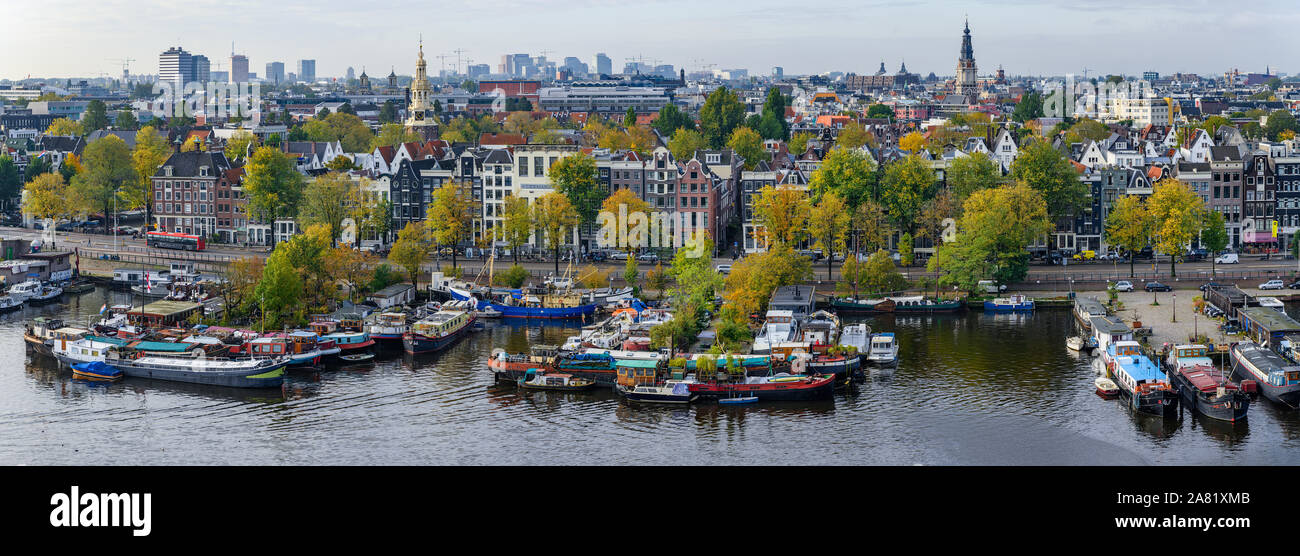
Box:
xmin=106 ymin=57 xmax=135 ymax=81
xmin=453 ymin=48 xmax=468 ymax=75
xmin=434 ymin=54 xmax=452 ymax=77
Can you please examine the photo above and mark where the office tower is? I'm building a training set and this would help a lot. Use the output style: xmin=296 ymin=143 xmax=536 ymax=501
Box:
xmin=191 ymin=55 xmax=210 ymax=83
xmin=231 ymin=54 xmax=249 ymax=83
xmin=592 ymin=52 xmax=611 ymax=76
xmin=297 ymin=59 xmax=316 ymax=83
xmin=159 ymin=46 xmax=192 ymax=83
xmin=265 ymin=62 xmax=284 ymax=84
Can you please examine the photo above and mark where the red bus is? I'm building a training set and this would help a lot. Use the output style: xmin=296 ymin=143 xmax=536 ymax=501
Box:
xmin=146 ymin=231 xmax=206 ymax=251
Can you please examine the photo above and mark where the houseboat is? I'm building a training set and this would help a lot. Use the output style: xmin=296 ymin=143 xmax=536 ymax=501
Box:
xmin=1164 ymin=344 xmax=1249 ymax=422
xmin=1104 ymin=340 xmax=1178 ymax=416
xmin=688 ymin=373 xmax=836 ymax=401
xmin=517 ymin=368 xmax=597 ymax=391
xmin=366 ymin=312 xmax=410 ymax=343
xmin=866 ymin=332 xmax=899 ymax=365
xmin=1230 ymin=342 xmax=1300 ymax=408
xmin=233 ymin=332 xmax=340 ymax=367
xmin=104 ymin=353 xmax=289 ymax=388
xmin=840 ymin=324 xmax=871 ymax=353
xmin=752 ymin=309 xmax=798 ymax=354
xmin=402 ymin=309 xmax=474 ymax=354
xmin=322 ymin=330 xmax=375 ymax=353
xmin=449 ymin=286 xmax=598 ymax=319
xmin=0 ymin=293 xmax=22 ymax=312
xmin=984 ymin=294 xmax=1034 ymax=312
xmin=489 ymin=345 xmax=561 ymax=382
xmin=1073 ymin=296 xmax=1108 ymax=330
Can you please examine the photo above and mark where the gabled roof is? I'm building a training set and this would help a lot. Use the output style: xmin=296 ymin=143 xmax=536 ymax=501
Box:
xmin=155 ymin=150 xmax=232 ymax=178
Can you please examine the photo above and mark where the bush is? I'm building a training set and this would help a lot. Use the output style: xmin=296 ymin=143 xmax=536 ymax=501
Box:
xmin=494 ymin=264 xmax=531 ymax=288
xmin=369 ymin=263 xmax=405 ymax=292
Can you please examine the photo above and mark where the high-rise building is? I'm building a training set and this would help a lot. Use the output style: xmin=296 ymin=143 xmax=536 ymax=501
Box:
xmin=297 ymin=59 xmax=316 ymax=83
xmin=773 ymin=66 xmax=784 ymax=79
xmin=191 ymin=55 xmax=210 ymax=83
xmin=231 ymin=54 xmax=249 ymax=83
xmin=592 ymin=52 xmax=611 ymax=76
xmin=955 ymin=19 xmax=978 ymax=99
xmin=159 ymin=47 xmax=192 ymax=83
xmin=265 ymin=61 xmax=285 ymax=84
xmin=467 ymin=64 xmax=490 ymax=79
xmin=346 ymin=67 xmax=356 ymax=81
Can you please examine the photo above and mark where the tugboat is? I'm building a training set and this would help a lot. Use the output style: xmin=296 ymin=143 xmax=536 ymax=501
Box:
xmin=1230 ymin=341 xmax=1300 ymax=408
xmin=1164 ymin=344 xmax=1249 ymax=422
xmin=1104 ymin=340 xmax=1178 ymax=416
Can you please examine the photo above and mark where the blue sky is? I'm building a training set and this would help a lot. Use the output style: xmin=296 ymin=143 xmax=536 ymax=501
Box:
xmin=3 ymin=0 xmax=1297 ymax=80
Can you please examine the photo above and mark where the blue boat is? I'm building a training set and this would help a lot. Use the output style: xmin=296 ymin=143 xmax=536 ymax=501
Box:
xmin=71 ymin=361 xmax=122 ymax=381
xmin=1103 ymin=340 xmax=1178 ymax=416
xmin=984 ymin=294 xmax=1034 ymax=312
xmin=718 ymin=396 xmax=759 ymax=405
xmin=450 ymin=286 xmax=597 ymax=319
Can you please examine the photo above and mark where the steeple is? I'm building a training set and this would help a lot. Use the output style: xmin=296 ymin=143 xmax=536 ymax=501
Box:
xmin=899 ymin=59 xmax=908 ymax=75
xmin=876 ymin=60 xmax=886 ymax=75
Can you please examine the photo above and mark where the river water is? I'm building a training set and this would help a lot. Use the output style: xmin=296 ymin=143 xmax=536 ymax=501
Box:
xmin=3 ymin=287 xmax=1299 ymax=465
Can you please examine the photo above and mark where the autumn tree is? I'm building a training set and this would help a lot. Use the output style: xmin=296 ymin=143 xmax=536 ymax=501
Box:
xmin=533 ymin=192 xmax=580 ymax=275
xmin=836 ymin=122 xmax=874 ymax=149
xmin=501 ymin=196 xmax=532 ymax=264
xmin=389 ymin=221 xmax=431 ymax=289
xmin=1147 ymin=178 xmax=1205 ymax=279
xmin=946 ymin=151 xmax=1002 ymax=202
xmin=598 ymin=187 xmax=653 ymax=255
xmin=722 ymin=245 xmax=812 ymax=317
xmin=69 ymin=135 xmax=137 ymax=232
xmin=22 ymin=173 xmax=74 ymax=243
xmin=299 ymin=172 xmax=354 ymax=247
xmin=808 ymin=146 xmax=877 ymax=209
xmin=1009 ymin=141 xmax=1085 ymax=222
xmin=898 ymin=131 xmax=927 ymax=152
xmin=325 ymin=246 xmax=379 ymax=302
xmin=1104 ymin=194 xmax=1152 ymax=278
xmin=809 ymin=191 xmax=851 ymax=280
xmin=879 ymin=154 xmax=935 ymax=234
xmin=223 ymin=256 xmax=265 ymax=321
xmin=244 ymin=146 xmax=306 ymax=244
xmin=928 ymin=183 xmax=1053 ymax=291
xmin=727 ymin=126 xmax=769 ymax=171
xmin=752 ymin=184 xmax=811 ymax=249
xmin=426 ymin=181 xmax=475 ymax=269
xmin=1200 ymin=210 xmax=1229 ymax=278
xmin=668 ymin=127 xmax=708 ymax=161
xmin=549 ymin=152 xmax=603 ymax=239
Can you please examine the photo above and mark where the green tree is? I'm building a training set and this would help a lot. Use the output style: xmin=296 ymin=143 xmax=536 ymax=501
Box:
xmin=299 ymin=172 xmax=353 ymax=247
xmin=651 ymin=104 xmax=695 ymax=137
xmin=836 ymin=122 xmax=873 ymax=149
xmin=788 ymin=132 xmax=814 ymax=155
xmin=114 ymin=110 xmax=138 ymax=130
xmin=1009 ymin=141 xmax=1085 ymax=222
xmin=726 ymin=126 xmax=769 ymax=170
xmin=549 ymin=152 xmax=603 ymax=234
xmin=879 ymin=154 xmax=935 ymax=234
xmin=623 ymin=253 xmax=639 ymax=292
xmin=244 ymin=146 xmax=306 ymax=244
xmin=758 ymin=88 xmax=789 ymax=140
xmin=1104 ymin=195 xmax=1151 ymax=278
xmin=251 ymin=248 xmax=303 ymax=330
xmin=1011 ymin=91 xmax=1043 ymax=123
xmin=808 ymin=146 xmax=877 ymax=209
xmin=1200 ymin=210 xmax=1229 ymax=278
xmin=501 ymin=196 xmax=532 ymax=264
xmin=1147 ymin=178 xmax=1205 ymax=279
xmin=866 ymin=103 xmax=894 ymax=119
xmin=809 ymin=191 xmax=851 ymax=279
xmin=1264 ymin=110 xmax=1299 ymax=141
xmin=389 ymin=221 xmax=431 ymax=288
xmin=946 ymin=151 xmax=1002 ymax=202
xmin=668 ymin=127 xmax=709 ymax=161
xmin=858 ymin=249 xmax=909 ymax=294
xmin=624 ymin=106 xmax=637 ymax=128
xmin=0 ymin=155 xmax=20 ymax=210
xmin=722 ymin=244 xmax=811 ymax=316
xmin=68 ymin=135 xmax=136 ymax=231
xmin=898 ymin=232 xmax=914 ymax=266
xmin=533 ymin=192 xmax=580 ymax=275
xmin=928 ymin=183 xmax=1052 ymax=291
xmin=225 ymin=129 xmax=257 ymax=160
xmin=81 ymin=100 xmax=109 ymax=132
xmin=379 ymin=100 xmax=398 ymax=124
xmin=699 ymin=87 xmax=745 ymax=148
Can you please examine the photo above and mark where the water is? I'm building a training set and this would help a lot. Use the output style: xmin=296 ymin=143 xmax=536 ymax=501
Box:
xmin=3 ymin=287 xmax=1299 ymax=465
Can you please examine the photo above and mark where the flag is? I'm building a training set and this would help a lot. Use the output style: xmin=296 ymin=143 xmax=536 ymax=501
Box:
xmin=145 ymin=272 xmax=151 ymax=290
xmin=99 ymin=303 xmax=107 ymax=315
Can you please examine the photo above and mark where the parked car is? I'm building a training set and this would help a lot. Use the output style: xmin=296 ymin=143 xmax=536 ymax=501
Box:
xmin=715 ymin=264 xmax=732 ymax=275
xmin=977 ymin=280 xmax=1007 ymax=294
xmin=1045 ymin=252 xmax=1064 ymax=265
xmin=1260 ymin=279 xmax=1285 ymax=290
xmin=1215 ymin=253 xmax=1239 ymax=264
xmin=1186 ymin=248 xmax=1208 ymax=262
xmin=1199 ymin=281 xmax=1227 ymax=292
xmin=636 ymin=252 xmax=658 ymax=263
xmin=609 ymin=251 xmax=629 ymax=261
xmin=1135 ymin=247 xmax=1154 ymax=260
xmin=1145 ymin=281 xmax=1172 ymax=292
xmin=1288 ymin=280 xmax=1300 ymax=289
xmin=1114 ymin=280 xmax=1134 ymax=292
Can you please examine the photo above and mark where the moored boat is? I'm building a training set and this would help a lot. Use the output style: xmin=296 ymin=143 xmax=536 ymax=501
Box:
xmin=366 ymin=312 xmax=409 ymax=343
xmin=984 ymin=294 xmax=1034 ymax=312
xmin=323 ymin=330 xmax=375 ymax=353
xmin=688 ymin=373 xmax=835 ymax=401
xmin=1095 ymin=377 xmax=1119 ymax=397
xmin=71 ymin=361 xmax=122 ymax=382
xmin=1104 ymin=340 xmax=1178 ymax=416
xmin=402 ymin=309 xmax=474 ymax=354
xmin=518 ymin=368 xmax=597 ymax=391
xmin=1164 ymin=344 xmax=1249 ymax=422
xmin=866 ymin=332 xmax=898 ymax=366
xmin=1229 ymin=342 xmax=1300 ymax=408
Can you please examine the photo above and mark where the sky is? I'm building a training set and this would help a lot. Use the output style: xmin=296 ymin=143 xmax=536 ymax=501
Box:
xmin=3 ymin=0 xmax=1298 ymax=81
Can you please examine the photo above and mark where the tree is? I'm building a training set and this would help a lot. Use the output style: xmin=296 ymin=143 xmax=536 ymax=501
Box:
xmin=651 ymin=104 xmax=695 ymax=137
xmin=946 ymin=151 xmax=1002 ymax=202
xmin=549 ymin=153 xmax=603 ymax=237
xmin=0 ymin=155 xmax=20 ymax=210
xmin=494 ymin=264 xmax=530 ymax=288
xmin=425 ymin=182 xmax=475 ymax=269
xmin=879 ymin=154 xmax=935 ymax=234
xmin=857 ymin=249 xmax=909 ymax=295
xmin=898 ymin=131 xmax=927 ymax=152
xmin=624 ymin=106 xmax=637 ymax=128
xmin=836 ymin=122 xmax=874 ymax=149
xmin=853 ymin=199 xmax=888 ymax=254
xmin=371 ymin=122 xmax=421 ymax=150
xmin=1009 ymin=141 xmax=1086 ymax=222
xmin=788 ymin=132 xmax=814 ymax=155
xmin=22 ymin=173 xmax=74 ymax=243
xmin=225 ymin=129 xmax=257 ymax=160
xmin=898 ymin=232 xmax=914 ymax=266
xmin=1147 ymin=178 xmax=1205 ymax=279
xmin=324 ymin=247 xmax=378 ymax=303
xmin=866 ymin=104 xmax=894 ymax=119
xmin=928 ymin=183 xmax=1052 ymax=291
xmin=379 ymin=100 xmax=398 ymax=124
xmin=1264 ymin=110 xmax=1299 ymax=141
xmin=667 ymin=237 xmax=721 ymax=309
xmin=668 ymin=127 xmax=708 ymax=161
xmin=46 ymin=118 xmax=84 ymax=137
xmin=752 ymin=185 xmax=811 ymax=248
xmin=623 ymin=254 xmax=639 ymax=292
xmin=699 ymin=87 xmax=745 ymax=148
xmin=533 ymin=192 xmax=579 ymax=275
xmin=644 ymin=263 xmax=669 ymax=300
xmin=758 ymin=88 xmax=789 ymax=140
xmin=501 ymin=196 xmax=532 ymax=264
xmin=1200 ymin=210 xmax=1229 ymax=278
xmin=389 ymin=221 xmax=431 ymax=288
xmin=82 ymin=100 xmax=109 ymax=132
xmin=114 ymin=110 xmax=138 ymax=131
xmin=325 ymin=155 xmax=359 ymax=172
xmin=809 ymin=191 xmax=851 ymax=279
xmin=24 ymin=155 xmax=52 ymax=184
xmin=68 ymin=135 xmax=136 ymax=231
xmin=299 ymin=172 xmax=353 ymax=247
xmin=128 ymin=126 xmax=170 ymax=228
xmin=1065 ymin=118 xmax=1109 ymax=142
xmin=809 ymin=146 xmax=876 ymax=209
xmin=1104 ymin=195 xmax=1151 ymax=278
xmin=223 ymin=256 xmax=265 ymax=321
xmin=252 ymin=247 xmax=303 ymax=330
xmin=599 ymin=188 xmax=653 ymax=254
xmin=1011 ymin=91 xmax=1043 ymax=123
xmin=727 ymin=126 xmax=768 ymax=170
xmin=244 ymin=146 xmax=306 ymax=244
xmin=722 ymin=244 xmax=812 ymax=317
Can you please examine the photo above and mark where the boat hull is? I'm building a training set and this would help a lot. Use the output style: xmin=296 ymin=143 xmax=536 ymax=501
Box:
xmin=1230 ymin=345 xmax=1300 ymax=408
xmin=1172 ymin=375 xmax=1250 ymax=422
xmin=402 ymin=321 xmax=473 ymax=354
xmin=689 ymin=375 xmax=836 ymax=401
xmin=60 ymin=357 xmax=287 ymax=388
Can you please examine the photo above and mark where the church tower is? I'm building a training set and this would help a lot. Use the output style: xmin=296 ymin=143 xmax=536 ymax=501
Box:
xmin=956 ymin=19 xmax=978 ymax=100
xmin=404 ymin=40 xmax=439 ymax=141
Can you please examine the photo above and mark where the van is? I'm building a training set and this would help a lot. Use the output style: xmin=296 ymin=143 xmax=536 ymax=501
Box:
xmin=1215 ymin=253 xmax=1239 ymax=264
xmin=977 ymin=280 xmax=1006 ymax=294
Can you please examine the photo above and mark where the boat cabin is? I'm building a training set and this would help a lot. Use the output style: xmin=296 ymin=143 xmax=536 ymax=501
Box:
xmin=870 ymin=333 xmax=896 ymax=352
xmin=1238 ymin=306 xmax=1300 ymax=352
xmin=1090 ymin=315 xmax=1133 ymax=352
xmin=309 ymin=321 xmax=339 ymax=335
xmin=616 ymin=359 xmax=661 ymax=387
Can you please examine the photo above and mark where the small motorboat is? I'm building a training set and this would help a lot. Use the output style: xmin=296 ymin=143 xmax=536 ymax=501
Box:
xmin=71 ymin=361 xmax=122 ymax=382
xmin=338 ymin=353 xmax=375 ymax=364
xmin=719 ymin=396 xmax=759 ymax=405
xmin=1067 ymin=336 xmax=1098 ymax=353
xmin=518 ymin=368 xmax=597 ymax=391
xmin=1095 ymin=377 xmax=1120 ymax=398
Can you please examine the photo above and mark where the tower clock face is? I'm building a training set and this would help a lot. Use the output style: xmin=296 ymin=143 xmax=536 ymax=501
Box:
xmin=414 ymin=111 xmax=424 ymax=121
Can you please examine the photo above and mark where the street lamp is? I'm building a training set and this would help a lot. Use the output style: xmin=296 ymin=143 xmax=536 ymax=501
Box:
xmin=1172 ymin=292 xmax=1176 ymax=323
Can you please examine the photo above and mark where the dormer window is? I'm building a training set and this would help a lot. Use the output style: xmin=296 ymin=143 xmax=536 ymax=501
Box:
xmin=164 ymin=166 xmax=173 ymax=177
xmin=199 ymin=166 xmax=208 ymax=177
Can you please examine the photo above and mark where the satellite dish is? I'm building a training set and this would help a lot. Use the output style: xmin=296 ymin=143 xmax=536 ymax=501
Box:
xmin=340 ymin=218 xmax=357 ymax=246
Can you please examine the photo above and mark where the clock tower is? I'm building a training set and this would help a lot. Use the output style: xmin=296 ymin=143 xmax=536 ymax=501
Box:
xmin=404 ymin=40 xmax=439 ymax=140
